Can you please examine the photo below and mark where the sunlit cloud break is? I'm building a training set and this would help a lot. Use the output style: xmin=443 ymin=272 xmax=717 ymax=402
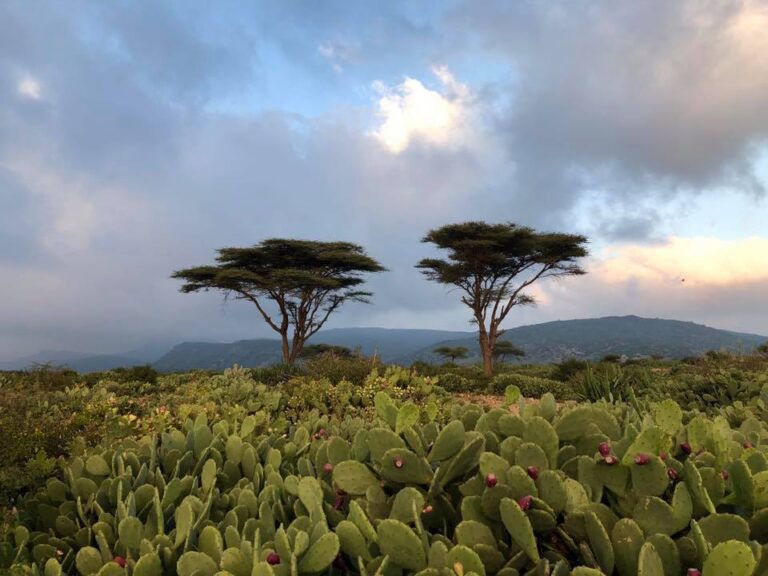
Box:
xmin=371 ymin=67 xmax=471 ymax=154
xmin=596 ymin=236 xmax=768 ymax=287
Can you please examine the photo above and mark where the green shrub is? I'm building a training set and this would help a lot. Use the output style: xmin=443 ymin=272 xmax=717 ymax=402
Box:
xmin=489 ymin=372 xmax=575 ymax=400
xmin=435 ymin=372 xmax=472 ymax=392
xmin=300 ymin=352 xmax=379 ymax=385
xmin=551 ymin=358 xmax=589 ymax=381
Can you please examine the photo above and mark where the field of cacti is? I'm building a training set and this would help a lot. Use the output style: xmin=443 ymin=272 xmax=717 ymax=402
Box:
xmin=2 ymin=357 xmax=768 ymax=575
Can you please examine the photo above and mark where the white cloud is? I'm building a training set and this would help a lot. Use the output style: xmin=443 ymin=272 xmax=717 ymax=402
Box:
xmin=371 ymin=67 xmax=472 ymax=153
xmin=17 ymin=75 xmax=42 ymax=100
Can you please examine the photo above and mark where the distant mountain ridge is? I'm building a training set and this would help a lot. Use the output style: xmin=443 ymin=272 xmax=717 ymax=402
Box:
xmin=2 ymin=317 xmax=764 ymax=372
xmin=412 ymin=315 xmax=766 ymax=365
xmin=152 ymin=317 xmax=765 ymax=370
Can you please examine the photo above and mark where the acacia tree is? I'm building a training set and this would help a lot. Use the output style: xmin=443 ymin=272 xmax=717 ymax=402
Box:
xmin=299 ymin=344 xmax=354 ymax=359
xmin=172 ymin=239 xmax=385 ymax=365
xmin=434 ymin=346 xmax=469 ymax=364
xmin=493 ymin=340 xmax=526 ymax=364
xmin=418 ymin=222 xmax=588 ymax=376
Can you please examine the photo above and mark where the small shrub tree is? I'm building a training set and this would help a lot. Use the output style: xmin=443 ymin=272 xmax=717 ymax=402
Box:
xmin=493 ymin=340 xmax=526 ymax=364
xmin=433 ymin=346 xmax=470 ymax=364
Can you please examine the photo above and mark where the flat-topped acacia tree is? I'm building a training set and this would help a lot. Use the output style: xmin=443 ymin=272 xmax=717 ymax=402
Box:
xmin=172 ymin=239 xmax=386 ymax=365
xmin=493 ymin=340 xmax=526 ymax=364
xmin=433 ymin=346 xmax=469 ymax=364
xmin=417 ymin=222 xmax=588 ymax=376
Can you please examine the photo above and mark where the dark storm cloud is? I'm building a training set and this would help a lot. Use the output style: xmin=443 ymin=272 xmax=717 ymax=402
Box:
xmin=449 ymin=0 xmax=768 ymax=231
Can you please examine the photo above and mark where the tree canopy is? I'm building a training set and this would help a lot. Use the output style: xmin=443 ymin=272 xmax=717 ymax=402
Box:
xmin=299 ymin=343 xmax=355 ymax=359
xmin=492 ymin=340 xmax=526 ymax=363
xmin=172 ymin=239 xmax=385 ymax=364
xmin=418 ymin=221 xmax=588 ymax=375
xmin=433 ymin=346 xmax=470 ymax=363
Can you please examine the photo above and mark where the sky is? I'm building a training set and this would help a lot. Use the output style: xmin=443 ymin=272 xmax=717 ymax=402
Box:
xmin=2 ymin=0 xmax=768 ymax=359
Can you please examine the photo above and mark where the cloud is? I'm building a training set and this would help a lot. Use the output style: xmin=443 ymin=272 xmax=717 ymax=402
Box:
xmin=16 ymin=75 xmax=41 ymax=100
xmin=596 ymin=236 xmax=768 ymax=287
xmin=449 ymin=0 xmax=768 ymax=233
xmin=371 ymin=67 xmax=472 ymax=153
xmin=521 ymin=236 xmax=768 ymax=335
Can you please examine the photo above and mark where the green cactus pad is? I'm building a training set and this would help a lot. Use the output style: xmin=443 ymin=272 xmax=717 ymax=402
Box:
xmin=630 ymin=454 xmax=669 ymax=497
xmin=622 ymin=427 xmax=669 ymax=466
xmin=584 ymin=510 xmax=614 ymax=575
xmin=133 ymin=553 xmax=163 ymax=576
xmin=637 ymin=541 xmax=664 ymax=576
xmin=698 ymin=513 xmax=750 ymax=547
xmin=652 ymin=399 xmax=683 ymax=436
xmin=117 ymin=516 xmax=143 ymax=549
xmin=396 ymin=402 xmax=420 ymax=434
xmin=177 ymin=551 xmax=218 ymax=576
xmin=454 ymin=520 xmax=497 ymax=549
xmin=446 ymin=545 xmax=486 ymax=576
xmin=500 ymin=497 xmax=539 ymax=563
xmin=75 ymin=547 xmax=104 ymax=575
xmin=611 ymin=518 xmax=644 ymax=576
xmin=381 ymin=448 xmax=433 ymax=485
xmin=85 ymin=455 xmax=111 ymax=477
xmin=336 ymin=520 xmax=372 ymax=562
xmin=377 ymin=519 xmax=427 ymax=571
xmin=332 ymin=461 xmax=379 ymax=495
xmin=702 ymin=540 xmax=756 ymax=576
xmin=428 ymin=421 xmax=466 ymax=463
xmin=297 ymin=532 xmax=340 ymax=573
xmin=389 ymin=487 xmax=425 ymax=524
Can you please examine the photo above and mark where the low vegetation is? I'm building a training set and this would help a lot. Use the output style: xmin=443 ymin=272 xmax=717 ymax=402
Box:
xmin=2 ymin=351 xmax=768 ymax=574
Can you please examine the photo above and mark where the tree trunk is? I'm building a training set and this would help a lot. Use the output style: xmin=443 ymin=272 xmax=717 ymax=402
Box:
xmin=478 ymin=330 xmax=494 ymax=377
xmin=281 ymin=332 xmax=291 ymax=365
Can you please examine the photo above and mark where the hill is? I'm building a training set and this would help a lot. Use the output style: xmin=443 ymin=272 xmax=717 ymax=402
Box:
xmin=152 ymin=328 xmax=473 ymax=372
xmin=3 ymin=317 xmax=764 ymax=372
xmin=412 ymin=315 xmax=766 ymax=364
xmin=151 ymin=316 xmax=766 ymax=371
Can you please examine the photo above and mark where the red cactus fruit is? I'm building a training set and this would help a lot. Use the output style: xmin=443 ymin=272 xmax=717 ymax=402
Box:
xmin=393 ymin=456 xmax=404 ymax=469
xmin=422 ymin=505 xmax=433 ymax=514
xmin=722 ymin=470 xmax=730 ymax=481
xmin=323 ymin=462 xmax=333 ymax=474
xmin=518 ymin=495 xmax=533 ymax=511
xmin=634 ymin=453 xmax=650 ymax=466
xmin=743 ymin=441 xmax=754 ymax=449
xmin=267 ymin=553 xmax=281 ymax=565
xmin=113 ymin=557 xmax=126 ymax=568
xmin=598 ymin=442 xmax=611 ymax=457
xmin=603 ymin=455 xmax=618 ymax=465
xmin=485 ymin=473 xmax=498 ymax=488
xmin=687 ymin=569 xmax=701 ymax=576
xmin=680 ymin=442 xmax=692 ymax=454
xmin=526 ymin=466 xmax=539 ymax=481
xmin=667 ymin=468 xmax=679 ymax=481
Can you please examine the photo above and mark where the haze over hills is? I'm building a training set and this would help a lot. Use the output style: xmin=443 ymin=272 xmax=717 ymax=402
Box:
xmin=2 ymin=316 xmax=764 ymax=372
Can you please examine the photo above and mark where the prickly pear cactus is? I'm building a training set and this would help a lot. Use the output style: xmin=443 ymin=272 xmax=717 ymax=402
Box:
xmin=3 ymin=390 xmax=768 ymax=576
